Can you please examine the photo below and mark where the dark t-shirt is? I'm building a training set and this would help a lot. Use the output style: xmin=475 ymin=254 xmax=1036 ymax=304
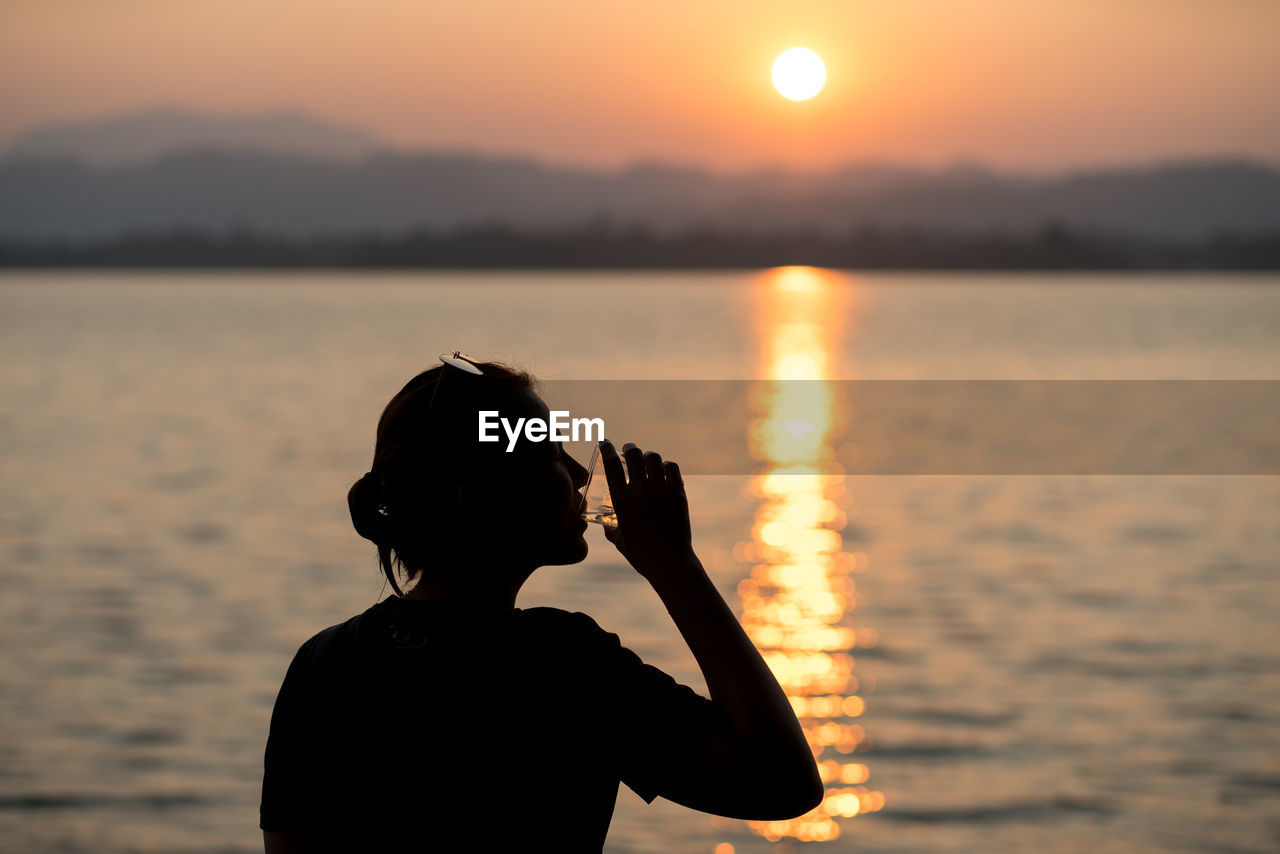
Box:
xmin=260 ymin=595 xmax=724 ymax=852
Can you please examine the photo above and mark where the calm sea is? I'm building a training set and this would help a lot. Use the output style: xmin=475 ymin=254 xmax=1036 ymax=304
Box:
xmin=1 ymin=270 xmax=1278 ymax=853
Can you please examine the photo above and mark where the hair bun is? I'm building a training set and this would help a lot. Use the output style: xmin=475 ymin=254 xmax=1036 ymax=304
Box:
xmin=348 ymin=471 xmax=390 ymax=543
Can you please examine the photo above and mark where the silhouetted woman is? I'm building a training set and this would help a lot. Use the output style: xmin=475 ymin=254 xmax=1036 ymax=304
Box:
xmin=260 ymin=358 xmax=822 ymax=852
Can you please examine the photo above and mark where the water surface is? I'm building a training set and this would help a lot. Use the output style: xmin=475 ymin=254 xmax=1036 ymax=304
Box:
xmin=1 ymin=271 xmax=1277 ymax=853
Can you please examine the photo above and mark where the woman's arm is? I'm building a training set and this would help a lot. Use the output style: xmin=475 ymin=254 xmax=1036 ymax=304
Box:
xmin=601 ymin=440 xmax=824 ymax=819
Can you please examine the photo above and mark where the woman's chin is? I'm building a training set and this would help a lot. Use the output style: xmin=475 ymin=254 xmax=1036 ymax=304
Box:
xmin=535 ymin=534 xmax=590 ymax=568
xmin=563 ymin=534 xmax=591 ymax=564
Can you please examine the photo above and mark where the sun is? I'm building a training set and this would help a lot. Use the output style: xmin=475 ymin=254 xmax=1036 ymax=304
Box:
xmin=772 ymin=47 xmax=826 ymax=101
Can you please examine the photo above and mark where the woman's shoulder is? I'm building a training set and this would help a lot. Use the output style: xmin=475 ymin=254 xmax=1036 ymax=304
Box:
xmin=285 ymin=612 xmax=367 ymax=673
xmin=290 ymin=601 xmax=618 ymax=664
xmin=512 ymin=607 xmax=637 ymax=661
xmin=514 ymin=605 xmax=610 ymax=638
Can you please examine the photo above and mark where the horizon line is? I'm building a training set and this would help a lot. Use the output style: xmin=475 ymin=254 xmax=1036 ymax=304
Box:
xmin=4 ymin=104 xmax=1279 ymax=181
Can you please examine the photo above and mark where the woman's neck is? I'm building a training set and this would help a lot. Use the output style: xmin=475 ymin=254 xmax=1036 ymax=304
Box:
xmin=399 ymin=574 xmax=525 ymax=610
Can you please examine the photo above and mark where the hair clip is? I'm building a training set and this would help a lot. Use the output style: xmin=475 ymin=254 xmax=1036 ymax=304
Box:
xmin=428 ymin=351 xmax=484 ymax=409
xmin=439 ymin=351 xmax=484 ymax=375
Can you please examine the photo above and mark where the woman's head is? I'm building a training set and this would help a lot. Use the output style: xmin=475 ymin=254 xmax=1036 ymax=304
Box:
xmin=347 ymin=359 xmax=589 ymax=595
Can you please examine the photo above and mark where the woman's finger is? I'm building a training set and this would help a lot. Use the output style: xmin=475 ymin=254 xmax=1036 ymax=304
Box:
xmin=599 ymin=439 xmax=628 ymax=499
xmin=622 ymin=443 xmax=647 ymax=492
xmin=663 ymin=460 xmax=682 ymax=494
xmin=643 ymin=450 xmax=666 ymax=493
xmin=664 ymin=460 xmax=692 ymax=544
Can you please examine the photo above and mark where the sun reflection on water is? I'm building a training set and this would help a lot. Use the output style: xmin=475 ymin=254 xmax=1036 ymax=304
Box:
xmin=737 ymin=267 xmax=883 ymax=843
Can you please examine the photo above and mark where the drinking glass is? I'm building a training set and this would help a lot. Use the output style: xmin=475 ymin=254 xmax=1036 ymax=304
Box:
xmin=580 ymin=443 xmax=625 ymax=529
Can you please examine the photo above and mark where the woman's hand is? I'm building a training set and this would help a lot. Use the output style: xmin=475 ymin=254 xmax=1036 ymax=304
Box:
xmin=599 ymin=440 xmax=699 ymax=584
xmin=598 ymin=441 xmax=823 ymax=819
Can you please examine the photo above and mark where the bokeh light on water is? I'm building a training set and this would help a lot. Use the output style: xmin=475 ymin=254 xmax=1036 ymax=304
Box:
xmin=733 ymin=267 xmax=884 ymax=844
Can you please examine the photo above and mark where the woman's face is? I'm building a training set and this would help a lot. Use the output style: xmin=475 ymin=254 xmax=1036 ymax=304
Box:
xmin=475 ymin=389 xmax=591 ymax=569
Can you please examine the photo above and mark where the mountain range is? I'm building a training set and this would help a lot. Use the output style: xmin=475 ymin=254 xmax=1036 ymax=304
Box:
xmin=2 ymin=109 xmax=1278 ymax=243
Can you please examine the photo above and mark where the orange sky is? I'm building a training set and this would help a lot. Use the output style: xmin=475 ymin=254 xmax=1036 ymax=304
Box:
xmin=1 ymin=0 xmax=1277 ymax=173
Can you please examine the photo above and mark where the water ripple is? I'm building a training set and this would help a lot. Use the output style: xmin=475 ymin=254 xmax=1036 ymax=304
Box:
xmin=0 ymin=793 xmax=208 ymax=810
xmin=874 ymin=795 xmax=1117 ymax=823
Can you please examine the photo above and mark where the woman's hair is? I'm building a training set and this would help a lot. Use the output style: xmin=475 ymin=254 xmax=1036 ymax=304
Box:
xmin=347 ymin=360 xmax=537 ymax=595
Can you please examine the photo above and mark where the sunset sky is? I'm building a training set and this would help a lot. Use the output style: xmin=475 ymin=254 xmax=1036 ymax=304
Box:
xmin=2 ymin=0 xmax=1277 ymax=174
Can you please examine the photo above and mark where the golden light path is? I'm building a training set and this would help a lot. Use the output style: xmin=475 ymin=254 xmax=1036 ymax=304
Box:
xmin=736 ymin=267 xmax=883 ymax=844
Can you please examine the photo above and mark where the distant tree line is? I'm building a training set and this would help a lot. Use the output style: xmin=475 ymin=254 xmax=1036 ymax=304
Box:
xmin=2 ymin=222 xmax=1278 ymax=269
